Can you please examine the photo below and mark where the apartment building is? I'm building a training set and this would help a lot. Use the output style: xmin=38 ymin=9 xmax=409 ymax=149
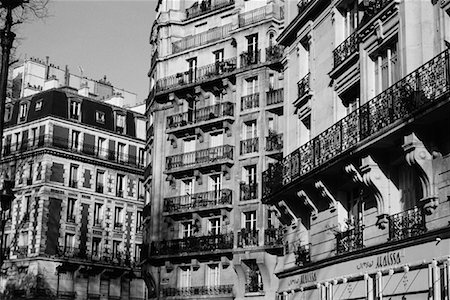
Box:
xmin=261 ymin=0 xmax=450 ymax=299
xmin=0 ymin=85 xmax=148 ymax=299
xmin=142 ymin=0 xmax=285 ymax=299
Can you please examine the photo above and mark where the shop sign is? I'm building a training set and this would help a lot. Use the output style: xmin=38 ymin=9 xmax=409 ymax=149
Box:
xmin=288 ymin=272 xmax=317 ymax=288
xmin=356 ymin=250 xmax=403 ymax=271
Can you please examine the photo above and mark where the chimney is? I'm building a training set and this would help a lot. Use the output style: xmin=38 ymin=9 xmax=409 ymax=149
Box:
xmin=78 ymin=82 xmax=89 ymax=96
xmin=43 ymin=76 xmax=59 ymax=91
xmin=104 ymin=93 xmax=124 ymax=108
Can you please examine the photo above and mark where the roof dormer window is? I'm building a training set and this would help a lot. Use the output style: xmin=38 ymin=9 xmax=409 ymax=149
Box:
xmin=69 ymin=100 xmax=81 ymax=121
xmin=116 ymin=113 xmax=126 ymax=134
xmin=19 ymin=102 xmax=28 ymax=123
xmin=4 ymin=104 xmax=12 ymax=122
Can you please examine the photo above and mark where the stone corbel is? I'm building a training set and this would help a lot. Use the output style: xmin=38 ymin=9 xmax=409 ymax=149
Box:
xmin=403 ymin=133 xmax=438 ymax=215
xmin=344 ymin=164 xmax=363 ymax=184
xmin=221 ymin=256 xmax=230 ymax=269
xmin=166 ymin=174 xmax=175 ymax=188
xmin=168 ymin=93 xmax=181 ymax=109
xmin=222 ymin=78 xmax=236 ymax=93
xmin=360 ymin=155 xmax=399 ymax=229
xmin=221 ymin=165 xmax=231 ymax=180
xmin=297 ymin=190 xmax=318 ymax=220
xmin=374 ymin=19 xmax=384 ymax=43
xmin=191 ymin=259 xmax=200 ymax=271
xmin=194 ymin=170 xmax=203 ymax=185
xmin=223 ymin=120 xmax=232 ymax=137
xmin=314 ymin=181 xmax=337 ymax=212
xmin=275 ymin=200 xmax=297 ymax=227
xmin=168 ymin=133 xmax=177 ymax=148
xmin=195 ymin=127 xmax=204 ymax=143
xmin=165 ymin=261 xmax=174 ymax=273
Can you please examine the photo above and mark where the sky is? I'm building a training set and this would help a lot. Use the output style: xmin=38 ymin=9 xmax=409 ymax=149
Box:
xmin=15 ymin=0 xmax=158 ymax=101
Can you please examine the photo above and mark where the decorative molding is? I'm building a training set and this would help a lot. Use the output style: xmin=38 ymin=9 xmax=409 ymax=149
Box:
xmin=314 ymin=181 xmax=336 ymax=211
xmin=297 ymin=190 xmax=318 ymax=219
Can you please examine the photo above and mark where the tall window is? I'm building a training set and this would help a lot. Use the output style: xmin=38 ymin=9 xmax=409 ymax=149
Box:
xmin=136 ymin=210 xmax=143 ymax=232
xmin=97 ymin=137 xmax=106 ymax=158
xmin=373 ymin=41 xmax=400 ymax=94
xmin=94 ymin=203 xmax=103 ymax=226
xmin=243 ymin=165 xmax=257 ymax=186
xmin=112 ymin=240 xmax=121 ymax=259
xmin=208 ymin=218 xmax=221 ymax=235
xmin=71 ymin=130 xmax=80 ymax=150
xmin=181 ymin=221 xmax=193 ymax=238
xmin=138 ymin=148 xmax=145 ymax=167
xmin=246 ymin=77 xmax=258 ymax=95
xmin=116 ymin=114 xmax=126 ymax=133
xmin=14 ymin=132 xmax=20 ymax=151
xmin=246 ymin=34 xmax=258 ymax=61
xmin=64 ymin=233 xmax=75 ymax=250
xmin=31 ymin=128 xmax=37 ymax=147
xmin=67 ymin=198 xmax=76 ymax=222
xmin=92 ymin=237 xmax=101 ymax=257
xmin=116 ymin=174 xmax=125 ymax=197
xmin=244 ymin=211 xmax=257 ymax=231
xmin=114 ymin=207 xmax=123 ymax=228
xmin=214 ymin=49 xmax=224 ymax=74
xmin=135 ymin=244 xmax=142 ymax=262
xmin=243 ymin=120 xmax=257 ymax=140
xmin=179 ymin=268 xmax=192 ymax=288
xmin=187 ymin=57 xmax=197 ymax=83
xmin=19 ymin=103 xmax=28 ymax=121
xmin=342 ymin=0 xmax=359 ymax=36
xmin=96 ymin=171 xmax=104 ymax=193
xmin=4 ymin=105 xmax=12 ymax=122
xmin=181 ymin=179 xmax=194 ymax=206
xmin=138 ymin=179 xmax=145 ymax=200
xmin=269 ymin=73 xmax=275 ymax=90
xmin=69 ymin=164 xmax=78 ymax=188
xmin=209 ymin=174 xmax=222 ymax=200
xmin=70 ymin=101 xmax=80 ymax=120
xmin=206 ymin=264 xmax=220 ymax=287
xmin=117 ymin=143 xmax=125 ymax=163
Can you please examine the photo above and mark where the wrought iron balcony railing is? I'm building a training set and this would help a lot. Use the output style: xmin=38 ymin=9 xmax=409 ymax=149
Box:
xmin=333 ymin=31 xmax=360 ymax=68
xmin=265 ymin=133 xmax=283 ymax=152
xmin=240 ymin=50 xmax=261 ymax=68
xmin=57 ymin=246 xmax=80 ymax=259
xmin=336 ymin=226 xmax=364 ymax=255
xmin=267 ymin=88 xmax=283 ymax=106
xmin=241 ymin=93 xmax=259 ymax=110
xmin=156 ymin=57 xmax=237 ymax=92
xmin=240 ymin=183 xmax=258 ymax=201
xmin=144 ymin=163 xmax=152 ymax=179
xmin=172 ymin=24 xmax=232 ymax=54
xmin=162 ymin=285 xmax=233 ymax=297
xmin=264 ymin=227 xmax=284 ymax=247
xmin=238 ymin=229 xmax=259 ymax=247
xmin=167 ymin=102 xmax=234 ymax=129
xmin=263 ymin=49 xmax=450 ymax=201
xmin=294 ymin=244 xmax=310 ymax=266
xmin=240 ymin=137 xmax=258 ymax=155
xmin=388 ymin=207 xmax=426 ymax=242
xmin=150 ymin=233 xmax=234 ymax=256
xmin=297 ymin=73 xmax=311 ymax=99
xmin=163 ymin=189 xmax=232 ymax=214
xmin=245 ymin=282 xmax=264 ymax=293
xmin=166 ymin=145 xmax=233 ymax=171
xmin=185 ymin=0 xmax=235 ymax=20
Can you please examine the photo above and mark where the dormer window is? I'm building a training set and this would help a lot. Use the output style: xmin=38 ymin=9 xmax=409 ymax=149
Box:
xmin=19 ymin=102 xmax=28 ymax=122
xmin=96 ymin=111 xmax=105 ymax=124
xmin=70 ymin=100 xmax=81 ymax=120
xmin=116 ymin=114 xmax=125 ymax=134
xmin=4 ymin=104 xmax=12 ymax=122
xmin=35 ymin=99 xmax=43 ymax=111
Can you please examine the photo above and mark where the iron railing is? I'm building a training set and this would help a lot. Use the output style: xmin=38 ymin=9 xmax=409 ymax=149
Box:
xmin=239 ymin=6 xmax=267 ymax=27
xmin=172 ymin=24 xmax=232 ymax=54
xmin=150 ymin=233 xmax=234 ymax=256
xmin=266 ymin=133 xmax=283 ymax=152
xmin=240 ymin=183 xmax=258 ymax=201
xmin=240 ymin=50 xmax=261 ymax=68
xmin=162 ymin=285 xmax=233 ymax=297
xmin=166 ymin=145 xmax=234 ymax=171
xmin=185 ymin=0 xmax=235 ymax=20
xmin=163 ymin=189 xmax=232 ymax=213
xmin=264 ymin=227 xmax=284 ymax=247
xmin=336 ymin=226 xmax=364 ymax=255
xmin=267 ymin=88 xmax=283 ymax=106
xmin=240 ymin=137 xmax=259 ymax=155
xmin=144 ymin=164 xmax=152 ymax=179
xmin=388 ymin=207 xmax=426 ymax=242
xmin=245 ymin=281 xmax=264 ymax=293
xmin=156 ymin=57 xmax=237 ymax=92
xmin=238 ymin=229 xmax=259 ymax=247
xmin=167 ymin=102 xmax=234 ymax=129
xmin=241 ymin=93 xmax=259 ymax=110
xmin=266 ymin=45 xmax=284 ymax=62
xmin=297 ymin=73 xmax=311 ymax=99
xmin=263 ymin=49 xmax=450 ymax=201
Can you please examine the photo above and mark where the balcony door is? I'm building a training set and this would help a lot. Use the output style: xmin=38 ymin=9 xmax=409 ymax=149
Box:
xmin=187 ymin=57 xmax=197 ymax=84
xmin=209 ymin=174 xmax=222 ymax=201
xmin=243 ymin=211 xmax=257 ymax=231
xmin=206 ymin=264 xmax=220 ymax=287
xmin=181 ymin=179 xmax=194 ymax=207
xmin=246 ymin=34 xmax=258 ymax=62
xmin=183 ymin=138 xmax=196 ymax=165
xmin=180 ymin=221 xmax=194 ymax=238
xmin=243 ymin=120 xmax=257 ymax=140
xmin=208 ymin=217 xmax=221 ymax=235
xmin=245 ymin=76 xmax=258 ymax=96
xmin=179 ymin=267 xmax=192 ymax=288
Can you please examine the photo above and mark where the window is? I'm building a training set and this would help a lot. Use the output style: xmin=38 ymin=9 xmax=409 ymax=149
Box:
xmin=19 ymin=103 xmax=28 ymax=121
xmin=69 ymin=100 xmax=80 ymax=120
xmin=214 ymin=49 xmax=224 ymax=74
xmin=14 ymin=132 xmax=20 ymax=151
xmin=269 ymin=73 xmax=275 ymax=90
xmin=138 ymin=179 xmax=145 ymax=200
xmin=96 ymin=111 xmax=105 ymax=124
xmin=341 ymin=0 xmax=359 ymax=37
xmin=114 ymin=207 xmax=123 ymax=228
xmin=179 ymin=268 xmax=192 ymax=288
xmin=71 ymin=130 xmax=80 ymax=150
xmin=93 ymin=203 xmax=103 ymax=226
xmin=92 ymin=237 xmax=101 ymax=257
xmin=4 ymin=105 xmax=12 ymax=122
xmin=117 ymin=143 xmax=125 ymax=163
xmin=209 ymin=174 xmax=222 ymax=200
xmin=69 ymin=164 xmax=78 ymax=188
xmin=244 ymin=211 xmax=257 ymax=231
xmin=187 ymin=57 xmax=197 ymax=83
xmin=181 ymin=179 xmax=194 ymax=206
xmin=96 ymin=170 xmax=104 ymax=193
xmin=97 ymin=137 xmax=106 ymax=158
xmin=112 ymin=240 xmax=121 ymax=260
xmin=116 ymin=114 xmax=125 ymax=133
xmin=210 ymin=131 xmax=223 ymax=148
xmin=116 ymin=174 xmax=125 ymax=197
xmin=246 ymin=34 xmax=259 ymax=60
xmin=208 ymin=217 xmax=221 ymax=235
xmin=64 ymin=233 xmax=75 ymax=251
xmin=183 ymin=138 xmax=196 ymax=164
xmin=206 ymin=264 xmax=220 ymax=287
xmin=136 ymin=211 xmax=143 ymax=232
xmin=246 ymin=76 xmax=258 ymax=95
xmin=31 ymin=128 xmax=37 ymax=147
xmin=340 ymin=85 xmax=360 ymax=115
xmin=243 ymin=165 xmax=257 ymax=185
xmin=35 ymin=100 xmax=43 ymax=111
xmin=181 ymin=221 xmax=193 ymax=238
xmin=27 ymin=162 xmax=33 ymax=185
xmin=243 ymin=120 xmax=257 ymax=140
xmin=135 ymin=244 xmax=142 ymax=262
xmin=373 ymin=41 xmax=400 ymax=94
xmin=67 ymin=198 xmax=76 ymax=222
xmin=138 ymin=148 xmax=145 ymax=167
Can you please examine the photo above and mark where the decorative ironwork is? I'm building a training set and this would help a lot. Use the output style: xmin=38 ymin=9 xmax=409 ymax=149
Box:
xmin=240 ymin=183 xmax=258 ymax=201
xmin=172 ymin=24 xmax=232 ymax=54
xmin=263 ymin=49 xmax=450 ymax=201
xmin=240 ymin=50 xmax=261 ymax=68
xmin=266 ymin=88 xmax=283 ymax=106
xmin=150 ymin=233 xmax=234 ymax=256
xmin=167 ymin=102 xmax=234 ymax=129
xmin=333 ymin=31 xmax=360 ymax=68
xmin=294 ymin=244 xmax=310 ymax=266
xmin=388 ymin=207 xmax=426 ymax=242
xmin=336 ymin=226 xmax=364 ymax=255
xmin=166 ymin=145 xmax=234 ymax=171
xmin=297 ymin=73 xmax=310 ymax=99
xmin=241 ymin=93 xmax=260 ymax=110
xmin=264 ymin=227 xmax=284 ymax=247
xmin=14 ymin=246 xmax=28 ymax=258
xmin=185 ymin=0 xmax=235 ymax=20
xmin=266 ymin=132 xmax=283 ymax=152
xmin=239 ymin=6 xmax=267 ymax=27
xmin=266 ymin=45 xmax=284 ymax=62
xmin=238 ymin=229 xmax=259 ymax=247
xmin=161 ymin=285 xmax=233 ymax=297
xmin=240 ymin=137 xmax=259 ymax=155
xmin=163 ymin=189 xmax=232 ymax=213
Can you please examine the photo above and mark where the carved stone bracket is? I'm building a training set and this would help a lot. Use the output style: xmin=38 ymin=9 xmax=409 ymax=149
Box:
xmin=165 ymin=261 xmax=174 ymax=273
xmin=275 ymin=200 xmax=297 ymax=227
xmin=168 ymin=93 xmax=181 ymax=110
xmin=221 ymin=165 xmax=231 ymax=180
xmin=344 ymin=164 xmax=363 ymax=184
xmin=167 ymin=133 xmax=177 ymax=148
xmin=195 ymin=127 xmax=204 ymax=143
xmin=314 ymin=181 xmax=337 ymax=211
xmin=194 ymin=170 xmax=203 ymax=185
xmin=191 ymin=259 xmax=200 ymax=271
xmin=297 ymin=190 xmax=318 ymax=220
xmin=222 ymin=78 xmax=236 ymax=94
xmin=166 ymin=174 xmax=175 ymax=188
xmin=223 ymin=120 xmax=232 ymax=137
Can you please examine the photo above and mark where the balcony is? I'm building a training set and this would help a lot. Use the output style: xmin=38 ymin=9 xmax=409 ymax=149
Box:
xmin=240 ymin=137 xmax=258 ymax=155
xmin=156 ymin=57 xmax=237 ymax=93
xmin=162 ymin=285 xmax=233 ymax=297
xmin=172 ymin=24 xmax=232 ymax=54
xmin=238 ymin=229 xmax=259 ymax=247
xmin=264 ymin=227 xmax=284 ymax=247
xmin=167 ymin=102 xmax=234 ymax=131
xmin=166 ymin=145 xmax=234 ymax=172
xmin=245 ymin=282 xmax=264 ymax=294
xmin=294 ymin=244 xmax=310 ymax=266
xmin=240 ymin=183 xmax=258 ymax=201
xmin=336 ymin=226 xmax=364 ymax=255
xmin=185 ymin=0 xmax=235 ymax=20
xmin=240 ymin=50 xmax=261 ymax=68
xmin=150 ymin=233 xmax=234 ymax=257
xmin=333 ymin=32 xmax=360 ymax=69
xmin=266 ymin=88 xmax=283 ymax=106
xmin=239 ymin=6 xmax=267 ymax=27
xmin=265 ymin=132 xmax=283 ymax=152
xmin=266 ymin=45 xmax=284 ymax=63
xmin=241 ymin=93 xmax=259 ymax=110
xmin=388 ymin=207 xmax=426 ymax=242
xmin=263 ymin=49 xmax=450 ymax=201
xmin=163 ymin=189 xmax=232 ymax=214
xmin=297 ymin=73 xmax=311 ymax=100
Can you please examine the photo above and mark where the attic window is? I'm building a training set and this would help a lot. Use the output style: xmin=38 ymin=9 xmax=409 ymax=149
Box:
xmin=4 ymin=105 xmax=12 ymax=122
xmin=19 ymin=102 xmax=28 ymax=122
xmin=35 ymin=99 xmax=43 ymax=111
xmin=96 ymin=111 xmax=105 ymax=124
